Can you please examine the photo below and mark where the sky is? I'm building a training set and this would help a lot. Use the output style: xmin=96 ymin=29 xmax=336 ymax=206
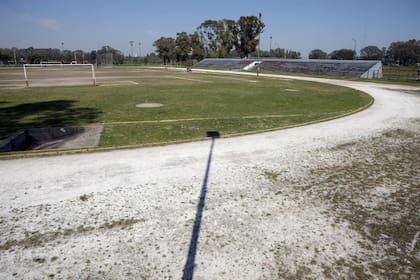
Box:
xmin=1 ymin=0 xmax=419 ymax=58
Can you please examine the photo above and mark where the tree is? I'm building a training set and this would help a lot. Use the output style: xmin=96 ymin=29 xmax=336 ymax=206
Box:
xmin=232 ymin=15 xmax=265 ymax=58
xmin=197 ymin=19 xmax=236 ymax=58
xmin=285 ymin=50 xmax=301 ymax=59
xmin=143 ymin=52 xmax=161 ymax=64
xmin=175 ymin=32 xmax=191 ymax=62
xmin=189 ymin=32 xmax=205 ymax=60
xmin=387 ymin=39 xmax=420 ymax=66
xmin=329 ymin=49 xmax=355 ymax=60
xmin=216 ymin=19 xmax=236 ymax=58
xmin=90 ymin=51 xmax=97 ymax=63
xmin=197 ymin=19 xmax=218 ymax=56
xmin=0 ymin=48 xmax=13 ymax=64
xmin=309 ymin=49 xmax=327 ymax=59
xmin=360 ymin=45 xmax=383 ymax=60
xmin=97 ymin=46 xmax=124 ymax=64
xmin=153 ymin=37 xmax=176 ymax=64
xmin=61 ymin=50 xmax=73 ymax=63
xmin=259 ymin=48 xmax=282 ymax=58
xmin=270 ymin=48 xmax=285 ymax=58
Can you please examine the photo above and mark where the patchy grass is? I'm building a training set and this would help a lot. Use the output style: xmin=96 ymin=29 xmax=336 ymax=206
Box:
xmin=308 ymin=127 xmax=419 ymax=278
xmin=260 ymin=122 xmax=419 ymax=279
xmin=0 ymin=218 xmax=143 ymax=251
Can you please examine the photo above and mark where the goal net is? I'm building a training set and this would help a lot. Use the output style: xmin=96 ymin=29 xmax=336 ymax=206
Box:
xmin=23 ymin=64 xmax=96 ymax=87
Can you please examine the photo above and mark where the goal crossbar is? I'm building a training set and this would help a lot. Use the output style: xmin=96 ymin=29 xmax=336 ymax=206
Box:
xmin=23 ymin=63 xmax=96 ymax=87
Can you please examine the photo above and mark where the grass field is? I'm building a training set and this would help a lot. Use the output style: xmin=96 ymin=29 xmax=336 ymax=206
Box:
xmin=0 ymin=67 xmax=372 ymax=150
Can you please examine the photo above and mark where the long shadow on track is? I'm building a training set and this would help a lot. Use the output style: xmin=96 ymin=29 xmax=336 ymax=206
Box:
xmin=182 ymin=131 xmax=219 ymax=280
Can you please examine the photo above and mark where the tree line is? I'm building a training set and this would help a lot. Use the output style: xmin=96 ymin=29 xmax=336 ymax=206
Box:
xmin=153 ymin=16 xmax=266 ymax=64
xmin=153 ymin=16 xmax=418 ymax=66
xmin=0 ymin=46 xmax=124 ymax=65
xmin=0 ymin=35 xmax=418 ymax=66
xmin=308 ymin=39 xmax=420 ymax=65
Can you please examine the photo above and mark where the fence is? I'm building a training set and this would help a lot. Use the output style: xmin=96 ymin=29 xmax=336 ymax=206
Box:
xmin=382 ymin=66 xmax=420 ymax=82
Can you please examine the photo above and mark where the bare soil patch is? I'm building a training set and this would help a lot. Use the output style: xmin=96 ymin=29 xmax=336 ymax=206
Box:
xmin=259 ymin=121 xmax=420 ymax=278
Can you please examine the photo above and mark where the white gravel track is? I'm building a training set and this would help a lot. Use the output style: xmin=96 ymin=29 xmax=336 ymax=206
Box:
xmin=0 ymin=72 xmax=419 ymax=279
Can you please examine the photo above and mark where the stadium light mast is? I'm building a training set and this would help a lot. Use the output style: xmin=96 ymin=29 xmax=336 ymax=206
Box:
xmin=129 ymin=41 xmax=134 ymax=64
xmin=269 ymin=36 xmax=272 ymax=53
xmin=138 ymin=42 xmax=141 ymax=58
xmin=129 ymin=41 xmax=134 ymax=56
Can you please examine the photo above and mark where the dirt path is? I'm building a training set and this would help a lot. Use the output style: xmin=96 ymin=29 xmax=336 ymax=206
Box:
xmin=0 ymin=73 xmax=419 ymax=279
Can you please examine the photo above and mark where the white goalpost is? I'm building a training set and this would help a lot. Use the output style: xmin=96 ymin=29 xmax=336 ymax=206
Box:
xmin=23 ymin=63 xmax=96 ymax=87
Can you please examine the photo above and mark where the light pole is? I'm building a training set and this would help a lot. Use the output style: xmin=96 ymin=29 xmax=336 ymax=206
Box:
xmin=352 ymin=38 xmax=357 ymax=59
xmin=269 ymin=36 xmax=272 ymax=54
xmin=129 ymin=41 xmax=134 ymax=64
xmin=138 ymin=42 xmax=141 ymax=58
xmin=12 ymin=48 xmax=17 ymax=65
xmin=129 ymin=41 xmax=134 ymax=56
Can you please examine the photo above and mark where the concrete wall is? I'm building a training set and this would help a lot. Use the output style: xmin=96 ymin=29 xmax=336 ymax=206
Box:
xmin=0 ymin=129 xmax=29 ymax=152
xmin=361 ymin=61 xmax=383 ymax=79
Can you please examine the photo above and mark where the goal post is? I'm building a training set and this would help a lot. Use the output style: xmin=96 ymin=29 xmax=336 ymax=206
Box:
xmin=23 ymin=63 xmax=96 ymax=87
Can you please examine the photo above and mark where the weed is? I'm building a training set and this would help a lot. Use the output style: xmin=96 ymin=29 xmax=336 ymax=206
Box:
xmin=79 ymin=194 xmax=89 ymax=201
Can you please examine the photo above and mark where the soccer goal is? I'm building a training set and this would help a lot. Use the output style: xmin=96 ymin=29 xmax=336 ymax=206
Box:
xmin=23 ymin=63 xmax=96 ymax=87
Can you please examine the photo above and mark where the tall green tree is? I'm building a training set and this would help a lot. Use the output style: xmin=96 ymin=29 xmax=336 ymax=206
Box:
xmin=270 ymin=48 xmax=285 ymax=58
xmin=97 ymin=46 xmax=124 ymax=64
xmin=329 ymin=49 xmax=355 ymax=60
xmin=0 ymin=48 xmax=14 ymax=64
xmin=153 ymin=37 xmax=176 ymax=64
xmin=175 ymin=32 xmax=191 ymax=62
xmin=232 ymin=15 xmax=265 ymax=58
xmin=90 ymin=50 xmax=97 ymax=63
xmin=360 ymin=45 xmax=383 ymax=60
xmin=387 ymin=39 xmax=420 ymax=65
xmin=189 ymin=32 xmax=205 ymax=60
xmin=285 ymin=50 xmax=301 ymax=59
xmin=309 ymin=49 xmax=327 ymax=59
xmin=197 ymin=19 xmax=236 ymax=58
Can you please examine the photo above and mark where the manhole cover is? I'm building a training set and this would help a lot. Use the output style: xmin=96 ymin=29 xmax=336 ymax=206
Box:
xmin=136 ymin=103 xmax=163 ymax=108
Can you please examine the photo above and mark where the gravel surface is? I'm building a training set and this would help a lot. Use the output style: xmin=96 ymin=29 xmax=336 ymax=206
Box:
xmin=0 ymin=73 xmax=419 ymax=279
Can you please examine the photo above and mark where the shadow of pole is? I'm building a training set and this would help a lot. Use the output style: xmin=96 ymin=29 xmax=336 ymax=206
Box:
xmin=182 ymin=131 xmax=220 ymax=280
